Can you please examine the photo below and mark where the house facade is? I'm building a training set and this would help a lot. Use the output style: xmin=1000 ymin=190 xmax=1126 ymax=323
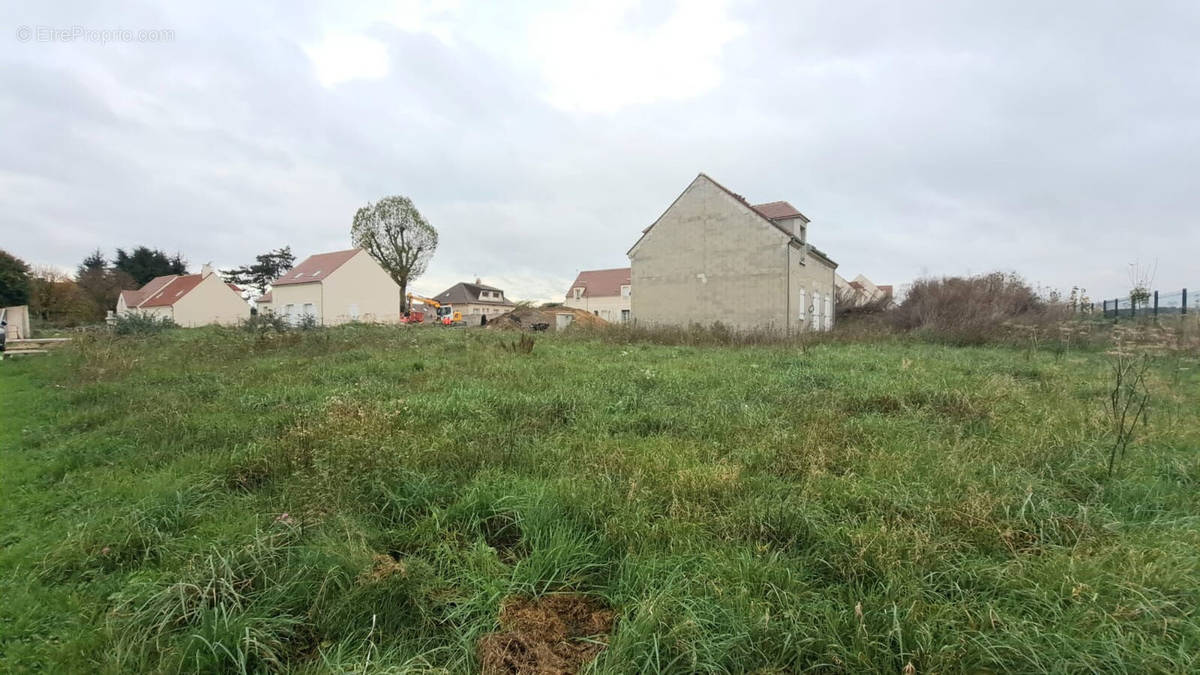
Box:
xmin=116 ymin=264 xmax=248 ymax=326
xmin=432 ymin=280 xmax=514 ymax=318
xmin=835 ymin=273 xmax=894 ymax=308
xmin=627 ymin=173 xmax=838 ymax=333
xmin=269 ymin=248 xmax=401 ymax=325
xmin=564 ymin=268 xmax=631 ymax=322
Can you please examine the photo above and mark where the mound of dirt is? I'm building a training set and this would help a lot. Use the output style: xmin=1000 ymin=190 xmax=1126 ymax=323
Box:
xmin=486 ymin=306 xmax=607 ymax=331
xmin=478 ymin=594 xmax=616 ymax=674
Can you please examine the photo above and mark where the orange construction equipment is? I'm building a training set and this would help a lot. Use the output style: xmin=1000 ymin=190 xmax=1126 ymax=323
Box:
xmin=405 ymin=294 xmax=462 ymax=325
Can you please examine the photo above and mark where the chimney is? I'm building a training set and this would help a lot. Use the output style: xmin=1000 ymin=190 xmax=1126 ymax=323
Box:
xmin=475 ymin=277 xmax=481 ymax=285
xmin=201 ymin=263 xmax=215 ymax=278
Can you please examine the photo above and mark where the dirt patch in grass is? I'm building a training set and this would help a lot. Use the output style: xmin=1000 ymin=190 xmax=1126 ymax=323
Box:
xmin=357 ymin=553 xmax=407 ymax=584
xmin=478 ymin=594 xmax=615 ymax=674
xmin=481 ymin=513 xmax=526 ymax=562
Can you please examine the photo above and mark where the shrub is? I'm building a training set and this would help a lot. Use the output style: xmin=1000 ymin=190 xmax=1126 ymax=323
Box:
xmin=889 ymin=272 xmax=1050 ymax=344
xmin=240 ymin=313 xmax=290 ymax=333
xmin=112 ymin=311 xmax=177 ymax=335
xmin=835 ymin=286 xmax=892 ymax=319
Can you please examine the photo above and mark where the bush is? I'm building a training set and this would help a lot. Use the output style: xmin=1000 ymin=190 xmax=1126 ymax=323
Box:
xmin=112 ymin=311 xmax=177 ymax=335
xmin=889 ymin=272 xmax=1051 ymax=344
xmin=240 ymin=313 xmax=290 ymax=333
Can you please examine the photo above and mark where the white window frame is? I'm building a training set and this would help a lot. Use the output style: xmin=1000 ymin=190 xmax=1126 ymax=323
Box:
xmin=797 ymin=289 xmax=807 ymax=329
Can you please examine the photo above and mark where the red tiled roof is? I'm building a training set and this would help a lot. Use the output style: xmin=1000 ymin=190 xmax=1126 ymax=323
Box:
xmin=140 ymin=274 xmax=205 ymax=307
xmin=226 ymin=283 xmax=243 ymax=294
xmin=751 ymin=201 xmax=808 ymax=222
xmin=120 ymin=275 xmax=176 ymax=308
xmin=255 ymin=291 xmax=273 ymax=303
xmin=567 ymin=268 xmax=631 ymax=298
xmin=272 ymin=248 xmax=360 ymax=286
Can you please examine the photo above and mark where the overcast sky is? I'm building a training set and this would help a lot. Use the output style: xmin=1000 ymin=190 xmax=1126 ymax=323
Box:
xmin=2 ymin=1 xmax=1197 ymax=302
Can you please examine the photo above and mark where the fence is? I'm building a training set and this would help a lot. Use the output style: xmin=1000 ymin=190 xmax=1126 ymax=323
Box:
xmin=1100 ymin=288 xmax=1195 ymax=319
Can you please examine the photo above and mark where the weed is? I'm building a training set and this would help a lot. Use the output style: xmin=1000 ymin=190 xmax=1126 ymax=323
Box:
xmin=500 ymin=334 xmax=536 ymax=354
xmin=1105 ymin=350 xmax=1152 ymax=476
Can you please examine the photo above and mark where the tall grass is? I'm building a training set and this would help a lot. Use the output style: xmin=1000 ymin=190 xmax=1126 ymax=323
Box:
xmin=1 ymin=325 xmax=1198 ymax=672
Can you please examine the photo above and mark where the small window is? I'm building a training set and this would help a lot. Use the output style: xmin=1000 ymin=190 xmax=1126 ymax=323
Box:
xmin=621 ymin=309 xmax=630 ymax=322
xmin=621 ymin=285 xmax=631 ymax=298
xmin=593 ymin=310 xmax=599 ymax=316
xmin=573 ymin=288 xmax=583 ymax=300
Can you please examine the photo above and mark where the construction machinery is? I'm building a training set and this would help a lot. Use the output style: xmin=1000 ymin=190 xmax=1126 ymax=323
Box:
xmin=404 ymin=294 xmax=462 ymax=325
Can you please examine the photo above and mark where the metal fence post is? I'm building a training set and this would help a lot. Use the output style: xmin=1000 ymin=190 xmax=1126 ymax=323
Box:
xmin=1184 ymin=288 xmax=1188 ymax=315
xmin=1154 ymin=290 xmax=1159 ymax=316
xmin=1131 ymin=297 xmax=1136 ymax=318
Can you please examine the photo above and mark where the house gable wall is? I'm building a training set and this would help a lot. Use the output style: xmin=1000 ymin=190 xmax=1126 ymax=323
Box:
xmin=629 ymin=175 xmax=791 ymax=331
xmin=172 ymin=273 xmax=250 ymax=327
xmin=320 ymin=250 xmax=401 ymax=324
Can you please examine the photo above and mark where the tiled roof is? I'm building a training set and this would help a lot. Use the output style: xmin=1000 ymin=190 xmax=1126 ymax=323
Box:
xmin=255 ymin=291 xmax=273 ymax=303
xmin=567 ymin=268 xmax=630 ymax=298
xmin=120 ymin=275 xmax=176 ymax=308
xmin=751 ymin=201 xmax=808 ymax=222
xmin=272 ymin=248 xmax=360 ymax=286
xmin=139 ymin=274 xmax=205 ymax=307
xmin=434 ymin=282 xmax=514 ymax=306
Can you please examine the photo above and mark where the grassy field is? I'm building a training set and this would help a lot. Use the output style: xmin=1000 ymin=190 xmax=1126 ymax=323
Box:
xmin=1 ymin=325 xmax=1198 ymax=673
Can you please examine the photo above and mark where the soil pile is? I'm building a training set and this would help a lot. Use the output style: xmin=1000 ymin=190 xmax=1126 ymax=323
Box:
xmin=478 ymin=594 xmax=616 ymax=674
xmin=486 ymin=307 xmax=607 ymax=331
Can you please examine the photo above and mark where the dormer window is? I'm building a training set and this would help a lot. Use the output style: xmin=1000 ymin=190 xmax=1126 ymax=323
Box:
xmin=573 ymin=287 xmax=583 ymax=300
xmin=620 ymin=285 xmax=631 ymax=298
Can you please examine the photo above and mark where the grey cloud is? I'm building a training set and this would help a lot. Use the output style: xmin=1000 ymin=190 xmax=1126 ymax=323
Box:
xmin=2 ymin=1 xmax=1198 ymax=302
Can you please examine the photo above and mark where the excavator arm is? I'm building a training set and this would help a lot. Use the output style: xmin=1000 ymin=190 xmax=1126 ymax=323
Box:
xmin=405 ymin=294 xmax=462 ymax=325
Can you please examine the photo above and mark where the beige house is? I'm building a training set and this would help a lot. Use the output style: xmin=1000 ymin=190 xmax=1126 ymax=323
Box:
xmin=268 ymin=248 xmax=401 ymax=325
xmin=116 ymin=264 xmax=249 ymax=326
xmin=432 ymin=280 xmax=514 ymax=319
xmin=628 ymin=173 xmax=838 ymax=333
xmin=835 ymin=273 xmax=895 ymax=308
xmin=254 ymin=290 xmax=273 ymax=313
xmin=564 ymin=268 xmax=631 ymax=322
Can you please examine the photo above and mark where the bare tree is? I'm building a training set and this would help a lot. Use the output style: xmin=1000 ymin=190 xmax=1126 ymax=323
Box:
xmin=350 ymin=196 xmax=438 ymax=313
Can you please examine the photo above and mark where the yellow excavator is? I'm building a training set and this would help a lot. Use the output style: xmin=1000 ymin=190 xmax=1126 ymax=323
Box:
xmin=404 ymin=294 xmax=462 ymax=325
